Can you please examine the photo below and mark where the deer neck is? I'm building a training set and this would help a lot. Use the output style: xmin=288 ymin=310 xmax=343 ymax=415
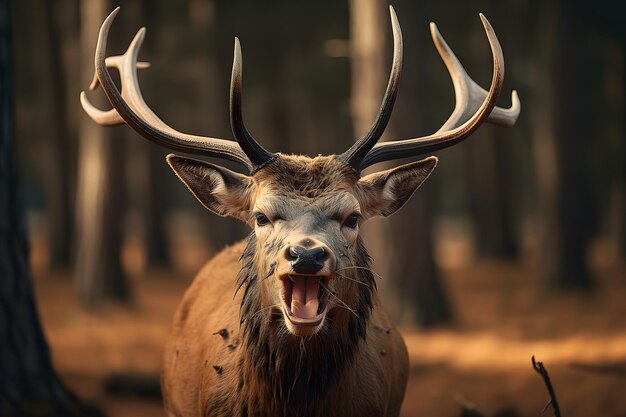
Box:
xmin=235 ymin=234 xmax=375 ymax=411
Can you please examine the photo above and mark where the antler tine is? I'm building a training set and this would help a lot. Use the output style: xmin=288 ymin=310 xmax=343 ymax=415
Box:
xmin=82 ymin=26 xmax=198 ymax=133
xmin=230 ymin=38 xmax=276 ymax=172
xmin=80 ymin=28 xmax=150 ymax=126
xmin=338 ymin=5 xmax=403 ymax=173
xmin=81 ymin=7 xmax=255 ymax=172
xmin=430 ymin=21 xmax=520 ymax=131
xmin=360 ymin=14 xmax=519 ymax=170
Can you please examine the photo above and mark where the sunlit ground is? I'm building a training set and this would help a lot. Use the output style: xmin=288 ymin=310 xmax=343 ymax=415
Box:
xmin=32 ymin=229 xmax=626 ymax=417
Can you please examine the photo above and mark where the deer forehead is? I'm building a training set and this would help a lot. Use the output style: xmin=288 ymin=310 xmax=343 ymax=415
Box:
xmin=254 ymin=192 xmax=361 ymax=221
xmin=251 ymin=155 xmax=360 ymax=205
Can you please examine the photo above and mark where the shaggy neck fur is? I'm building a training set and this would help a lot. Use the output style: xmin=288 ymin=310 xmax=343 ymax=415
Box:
xmin=235 ymin=233 xmax=375 ymax=416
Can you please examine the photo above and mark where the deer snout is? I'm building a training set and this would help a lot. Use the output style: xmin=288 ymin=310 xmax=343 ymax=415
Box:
xmin=283 ymin=240 xmax=334 ymax=275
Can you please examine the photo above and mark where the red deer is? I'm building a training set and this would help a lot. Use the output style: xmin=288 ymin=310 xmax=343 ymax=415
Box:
xmin=81 ymin=6 xmax=520 ymax=417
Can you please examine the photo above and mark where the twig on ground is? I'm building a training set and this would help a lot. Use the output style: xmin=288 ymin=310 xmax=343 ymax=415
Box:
xmin=531 ymin=356 xmax=562 ymax=417
xmin=452 ymin=392 xmax=487 ymax=417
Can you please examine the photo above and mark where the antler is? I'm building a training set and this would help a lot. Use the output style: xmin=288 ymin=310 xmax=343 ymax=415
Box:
xmin=430 ymin=20 xmax=520 ymax=132
xmin=351 ymin=13 xmax=520 ymax=172
xmin=230 ymin=38 xmax=276 ymax=171
xmin=337 ymin=5 xmax=403 ymax=172
xmin=80 ymin=7 xmax=275 ymax=173
xmin=82 ymin=7 xmax=519 ymax=176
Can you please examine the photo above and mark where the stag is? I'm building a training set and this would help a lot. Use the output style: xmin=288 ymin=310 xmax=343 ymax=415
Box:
xmin=81 ymin=6 xmax=520 ymax=417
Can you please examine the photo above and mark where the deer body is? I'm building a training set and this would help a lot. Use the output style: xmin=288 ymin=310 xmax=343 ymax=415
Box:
xmin=162 ymin=239 xmax=408 ymax=417
xmin=159 ymin=154 xmax=421 ymax=417
xmin=81 ymin=6 xmax=519 ymax=417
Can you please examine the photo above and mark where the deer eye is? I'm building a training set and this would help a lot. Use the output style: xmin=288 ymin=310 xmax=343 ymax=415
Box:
xmin=343 ymin=214 xmax=359 ymax=229
xmin=255 ymin=213 xmax=270 ymax=226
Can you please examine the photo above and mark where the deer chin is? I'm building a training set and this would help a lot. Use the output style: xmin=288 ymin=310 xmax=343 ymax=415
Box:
xmin=279 ymin=274 xmax=332 ymax=336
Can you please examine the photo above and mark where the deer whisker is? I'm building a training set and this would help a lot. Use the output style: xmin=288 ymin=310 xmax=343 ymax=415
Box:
xmin=335 ymin=272 xmax=371 ymax=288
xmin=319 ymin=280 xmax=359 ymax=318
xmin=336 ymin=265 xmax=383 ymax=280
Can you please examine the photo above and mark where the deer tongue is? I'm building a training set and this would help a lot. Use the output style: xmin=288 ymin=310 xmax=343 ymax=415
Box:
xmin=290 ymin=276 xmax=320 ymax=319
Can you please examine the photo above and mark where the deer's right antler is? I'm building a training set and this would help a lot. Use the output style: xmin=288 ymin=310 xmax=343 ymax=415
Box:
xmin=80 ymin=7 xmax=275 ymax=173
xmin=339 ymin=9 xmax=521 ymax=173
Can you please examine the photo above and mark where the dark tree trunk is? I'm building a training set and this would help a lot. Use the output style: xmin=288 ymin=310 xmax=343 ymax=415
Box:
xmin=531 ymin=1 xmax=562 ymax=290
xmin=466 ymin=126 xmax=518 ymax=259
xmin=146 ymin=149 xmax=170 ymax=265
xmin=532 ymin=2 xmax=594 ymax=289
xmin=40 ymin=0 xmax=74 ymax=269
xmin=350 ymin=0 xmax=450 ymax=327
xmin=552 ymin=3 xmax=595 ymax=288
xmin=119 ymin=1 xmax=171 ymax=269
xmin=387 ymin=185 xmax=451 ymax=326
xmin=615 ymin=39 xmax=626 ymax=262
xmin=0 ymin=1 xmax=100 ymax=414
xmin=466 ymin=129 xmax=519 ymax=259
xmin=622 ymin=78 xmax=626 ymax=261
xmin=386 ymin=0 xmax=450 ymax=326
xmin=465 ymin=0 xmax=519 ymax=261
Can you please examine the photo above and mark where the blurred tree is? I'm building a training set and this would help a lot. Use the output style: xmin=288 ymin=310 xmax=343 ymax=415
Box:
xmin=74 ymin=0 xmax=130 ymax=306
xmin=465 ymin=0 xmax=519 ymax=260
xmin=0 ymin=1 xmax=99 ymax=414
xmin=552 ymin=3 xmax=596 ymax=288
xmin=531 ymin=1 xmax=568 ymax=290
xmin=145 ymin=149 xmax=171 ymax=266
xmin=39 ymin=0 xmax=75 ymax=269
xmin=134 ymin=0 xmax=175 ymax=267
xmin=532 ymin=1 xmax=595 ymax=289
xmin=350 ymin=0 xmax=450 ymax=326
xmin=620 ymin=37 xmax=626 ymax=263
xmin=187 ymin=0 xmax=246 ymax=253
xmin=584 ymin=0 xmax=626 ymax=263
xmin=114 ymin=0 xmax=171 ymax=269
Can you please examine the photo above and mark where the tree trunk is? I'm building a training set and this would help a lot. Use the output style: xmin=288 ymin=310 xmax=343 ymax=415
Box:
xmin=117 ymin=1 xmax=170 ymax=269
xmin=465 ymin=0 xmax=519 ymax=261
xmin=349 ymin=0 xmax=450 ymax=326
xmin=616 ymin=37 xmax=626 ymax=262
xmin=74 ymin=0 xmax=130 ymax=306
xmin=621 ymin=51 xmax=626 ymax=260
xmin=552 ymin=3 xmax=595 ymax=288
xmin=466 ymin=130 xmax=519 ymax=259
xmin=532 ymin=2 xmax=593 ymax=289
xmin=39 ymin=0 xmax=74 ymax=269
xmin=0 ymin=1 xmax=100 ymax=414
xmin=146 ymin=149 xmax=170 ymax=265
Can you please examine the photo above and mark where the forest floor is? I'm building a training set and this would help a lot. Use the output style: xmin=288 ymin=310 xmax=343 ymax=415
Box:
xmin=35 ymin=258 xmax=626 ymax=417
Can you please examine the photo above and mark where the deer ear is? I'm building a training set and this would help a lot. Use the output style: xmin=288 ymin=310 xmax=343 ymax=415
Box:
xmin=166 ymin=154 xmax=253 ymax=221
xmin=357 ymin=157 xmax=438 ymax=218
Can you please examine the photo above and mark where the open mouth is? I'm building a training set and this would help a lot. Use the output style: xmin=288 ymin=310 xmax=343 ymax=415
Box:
xmin=280 ymin=274 xmax=331 ymax=327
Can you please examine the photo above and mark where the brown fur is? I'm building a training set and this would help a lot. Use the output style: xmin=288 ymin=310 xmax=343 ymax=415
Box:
xmin=161 ymin=154 xmax=437 ymax=417
xmin=162 ymin=240 xmax=408 ymax=417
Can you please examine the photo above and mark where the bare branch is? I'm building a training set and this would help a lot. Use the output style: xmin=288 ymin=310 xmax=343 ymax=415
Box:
xmin=531 ymin=356 xmax=562 ymax=417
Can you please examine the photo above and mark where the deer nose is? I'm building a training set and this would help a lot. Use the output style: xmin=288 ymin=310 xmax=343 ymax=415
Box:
xmin=287 ymin=245 xmax=327 ymax=274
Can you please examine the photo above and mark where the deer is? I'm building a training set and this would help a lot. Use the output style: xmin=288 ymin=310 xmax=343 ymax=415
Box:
xmin=81 ymin=6 xmax=520 ymax=417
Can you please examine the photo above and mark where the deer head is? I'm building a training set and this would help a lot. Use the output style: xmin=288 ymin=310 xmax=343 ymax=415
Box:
xmin=81 ymin=7 xmax=520 ymax=338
